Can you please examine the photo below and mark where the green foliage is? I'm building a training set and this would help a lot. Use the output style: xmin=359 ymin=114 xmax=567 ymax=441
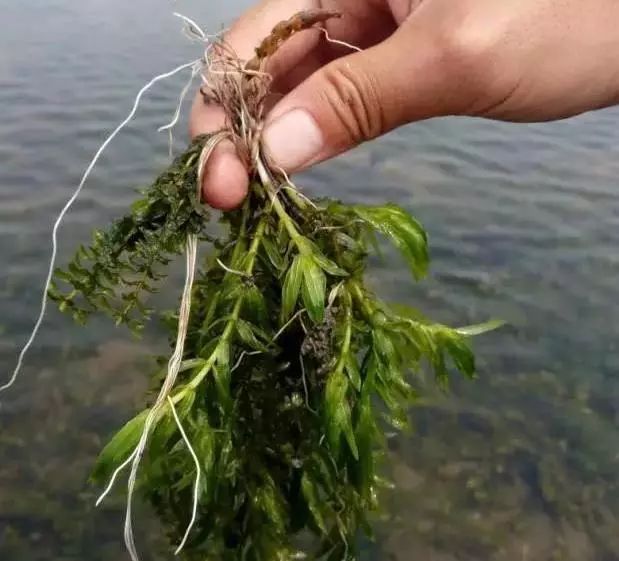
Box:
xmin=52 ymin=134 xmax=500 ymax=560
xmin=91 ymin=409 xmax=148 ymax=483
xmin=352 ymin=203 xmax=428 ymax=280
xmin=48 ymin=137 xmax=211 ymax=332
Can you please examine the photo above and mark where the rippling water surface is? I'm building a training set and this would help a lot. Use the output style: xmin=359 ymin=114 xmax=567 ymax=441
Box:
xmin=1 ymin=1 xmax=618 ymax=560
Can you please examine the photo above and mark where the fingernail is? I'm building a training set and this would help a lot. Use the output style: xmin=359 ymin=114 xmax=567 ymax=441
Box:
xmin=263 ymin=109 xmax=323 ymax=170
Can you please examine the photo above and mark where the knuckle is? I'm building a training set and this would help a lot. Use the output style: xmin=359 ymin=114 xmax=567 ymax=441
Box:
xmin=441 ymin=19 xmax=496 ymax=69
xmin=431 ymin=18 xmax=502 ymax=105
xmin=319 ymin=62 xmax=385 ymax=145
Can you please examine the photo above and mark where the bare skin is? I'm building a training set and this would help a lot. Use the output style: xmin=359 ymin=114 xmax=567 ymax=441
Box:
xmin=190 ymin=0 xmax=619 ymax=210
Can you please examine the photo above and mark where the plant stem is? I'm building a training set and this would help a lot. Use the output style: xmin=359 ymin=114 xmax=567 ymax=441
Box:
xmin=256 ymin=158 xmax=304 ymax=244
xmin=350 ymin=281 xmax=375 ymax=322
xmin=181 ymin=217 xmax=267 ymax=395
xmin=200 ymin=198 xmax=252 ymax=338
xmin=334 ymin=292 xmax=353 ymax=374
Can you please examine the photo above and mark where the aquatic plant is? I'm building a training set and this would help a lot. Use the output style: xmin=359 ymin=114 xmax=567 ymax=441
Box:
xmin=7 ymin=8 xmax=501 ymax=561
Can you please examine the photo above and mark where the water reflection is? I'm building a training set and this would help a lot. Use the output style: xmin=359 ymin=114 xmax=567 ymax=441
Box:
xmin=1 ymin=1 xmax=618 ymax=560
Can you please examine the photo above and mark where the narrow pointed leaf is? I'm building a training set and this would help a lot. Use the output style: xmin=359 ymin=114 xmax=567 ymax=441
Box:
xmin=262 ymin=237 xmax=286 ymax=271
xmin=344 ymin=354 xmax=362 ymax=392
xmin=281 ymin=254 xmax=303 ymax=321
xmin=236 ymin=319 xmax=269 ymax=352
xmin=354 ymin=204 xmax=429 ymax=279
xmin=92 ymin=409 xmax=149 ymax=484
xmin=301 ymin=472 xmax=328 ymax=534
xmin=311 ymin=249 xmax=348 ymax=277
xmin=456 ymin=319 xmax=506 ymax=337
xmin=244 ymin=285 xmax=269 ymax=326
xmin=442 ymin=332 xmax=476 ymax=378
xmin=301 ymin=256 xmax=326 ymax=323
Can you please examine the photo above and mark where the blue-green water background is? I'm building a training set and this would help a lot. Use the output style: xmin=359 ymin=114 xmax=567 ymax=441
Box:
xmin=1 ymin=1 xmax=618 ymax=559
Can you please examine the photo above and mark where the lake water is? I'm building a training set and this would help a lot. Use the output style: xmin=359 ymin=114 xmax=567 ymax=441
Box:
xmin=1 ymin=1 xmax=618 ymax=560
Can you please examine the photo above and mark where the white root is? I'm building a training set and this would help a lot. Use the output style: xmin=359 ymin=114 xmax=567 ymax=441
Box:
xmin=216 ymin=258 xmax=249 ymax=277
xmin=123 ymin=233 xmax=198 ymax=561
xmin=96 ymin=447 xmax=139 ymax=507
xmin=0 ymin=58 xmax=201 ymax=396
xmin=230 ymin=350 xmax=262 ymax=375
xmin=276 ymin=166 xmax=318 ymax=209
xmin=3 ymin=6 xmax=281 ymax=560
xmin=159 ymin=61 xmax=203 ymax=160
xmin=167 ymin=396 xmax=202 ymax=555
xmin=6 ymin=7 xmax=349 ymax=560
xmin=320 ymin=27 xmax=363 ymax=53
xmin=114 ymin=132 xmax=228 ymax=561
xmin=172 ymin=12 xmax=207 ymax=42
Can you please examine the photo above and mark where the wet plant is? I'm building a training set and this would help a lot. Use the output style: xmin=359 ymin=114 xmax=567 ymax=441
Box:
xmin=39 ymin=8 xmax=502 ymax=561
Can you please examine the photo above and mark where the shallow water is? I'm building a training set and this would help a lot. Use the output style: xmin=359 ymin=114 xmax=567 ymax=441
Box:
xmin=1 ymin=1 xmax=618 ymax=560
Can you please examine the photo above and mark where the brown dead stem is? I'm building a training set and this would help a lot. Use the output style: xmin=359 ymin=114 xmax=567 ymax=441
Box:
xmin=246 ymin=8 xmax=342 ymax=71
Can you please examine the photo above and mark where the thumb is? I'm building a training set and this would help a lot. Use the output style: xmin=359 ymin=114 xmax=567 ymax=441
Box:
xmin=261 ymin=23 xmax=454 ymax=171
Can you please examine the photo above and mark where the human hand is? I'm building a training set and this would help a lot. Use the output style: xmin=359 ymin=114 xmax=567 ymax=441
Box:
xmin=190 ymin=0 xmax=619 ymax=209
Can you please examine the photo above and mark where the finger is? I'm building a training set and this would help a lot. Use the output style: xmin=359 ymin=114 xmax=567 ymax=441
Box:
xmin=201 ymin=140 xmax=250 ymax=211
xmin=191 ymin=0 xmax=398 ymax=208
xmin=191 ymin=0 xmax=320 ymax=209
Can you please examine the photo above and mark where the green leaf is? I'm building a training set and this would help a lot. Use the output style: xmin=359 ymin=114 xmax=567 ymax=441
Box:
xmin=325 ymin=370 xmax=358 ymax=459
xmin=431 ymin=345 xmax=450 ymax=389
xmin=213 ymin=342 xmax=232 ymax=407
xmin=68 ymin=261 xmax=88 ymax=279
xmin=339 ymin=405 xmax=359 ymax=460
xmin=355 ymin=397 xmax=376 ymax=497
xmin=92 ymin=409 xmax=149 ymax=484
xmin=344 ymin=354 xmax=362 ymax=392
xmin=310 ymin=450 xmax=338 ymax=490
xmin=216 ymin=340 xmax=230 ymax=368
xmin=213 ymin=363 xmax=232 ymax=409
xmin=256 ymin=478 xmax=287 ymax=532
xmin=442 ymin=331 xmax=476 ymax=379
xmin=198 ymin=338 xmax=220 ymax=361
xmin=195 ymin=413 xmax=216 ymax=475
xmin=262 ymin=237 xmax=286 ymax=271
xmin=372 ymin=328 xmax=400 ymax=369
xmin=298 ymin=238 xmax=348 ymax=277
xmin=47 ymin=283 xmax=66 ymax=303
xmin=381 ymin=409 xmax=410 ymax=432
xmin=281 ymin=254 xmax=303 ymax=321
xmin=325 ymin=371 xmax=347 ymax=453
xmin=244 ymin=286 xmax=269 ymax=326
xmin=301 ymin=256 xmax=326 ymax=324
xmin=131 ymin=198 xmax=151 ymax=218
xmin=311 ymin=249 xmax=348 ymax=277
xmin=334 ymin=232 xmax=363 ymax=252
xmin=354 ymin=204 xmax=429 ymax=280
xmin=220 ymin=284 xmax=244 ymax=307
xmin=301 ymin=472 xmax=328 ymax=534
xmin=327 ymin=282 xmax=343 ymax=308
xmin=148 ymin=407 xmax=179 ymax=459
xmin=236 ymin=319 xmax=269 ymax=352
xmin=53 ymin=268 xmax=74 ymax=284
xmin=456 ymin=319 xmax=506 ymax=337
xmin=228 ymin=240 xmax=248 ymax=271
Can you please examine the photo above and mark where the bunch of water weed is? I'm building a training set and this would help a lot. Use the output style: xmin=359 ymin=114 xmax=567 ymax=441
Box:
xmin=12 ymin=8 xmax=502 ymax=561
